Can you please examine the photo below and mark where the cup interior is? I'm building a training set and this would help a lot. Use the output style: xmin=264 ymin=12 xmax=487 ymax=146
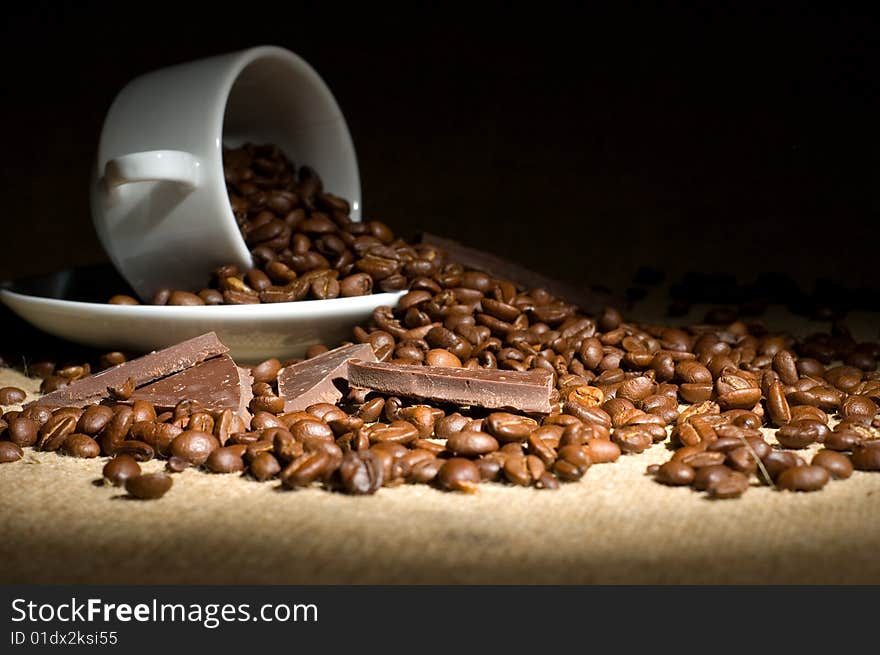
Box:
xmin=222 ymin=51 xmax=362 ymax=221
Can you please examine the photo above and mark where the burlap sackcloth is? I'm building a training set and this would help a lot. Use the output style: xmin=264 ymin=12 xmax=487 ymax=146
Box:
xmin=1 ymin=305 xmax=879 ymax=585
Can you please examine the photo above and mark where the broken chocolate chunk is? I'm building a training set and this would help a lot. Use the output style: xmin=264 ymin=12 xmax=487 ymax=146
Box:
xmin=125 ymin=355 xmax=253 ymax=424
xmin=277 ymin=343 xmax=376 ymax=412
xmin=347 ymin=359 xmax=555 ymax=414
xmin=28 ymin=332 xmax=229 ymax=408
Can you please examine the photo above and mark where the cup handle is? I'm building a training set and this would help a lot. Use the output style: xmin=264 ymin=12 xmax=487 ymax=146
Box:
xmin=102 ymin=150 xmax=202 ymax=189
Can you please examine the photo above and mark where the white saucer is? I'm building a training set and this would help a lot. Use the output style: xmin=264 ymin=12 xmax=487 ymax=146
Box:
xmin=0 ymin=266 xmax=403 ymax=363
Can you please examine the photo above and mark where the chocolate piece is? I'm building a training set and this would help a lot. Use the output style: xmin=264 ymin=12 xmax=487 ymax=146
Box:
xmin=347 ymin=359 xmax=555 ymax=414
xmin=419 ymin=232 xmax=622 ymax=315
xmin=278 ymin=343 xmax=377 ymax=412
xmin=126 ymin=355 xmax=253 ymax=423
xmin=28 ymin=333 xmax=229 ymax=408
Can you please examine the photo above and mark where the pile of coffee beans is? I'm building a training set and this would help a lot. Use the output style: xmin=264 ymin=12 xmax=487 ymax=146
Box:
xmin=109 ymin=143 xmax=413 ymax=305
xmin=3 ymin=144 xmax=878 ymax=500
xmin=7 ymin=284 xmax=880 ymax=500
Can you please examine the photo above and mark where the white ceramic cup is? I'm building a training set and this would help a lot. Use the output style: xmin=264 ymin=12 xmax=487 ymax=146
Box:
xmin=91 ymin=45 xmax=361 ymax=301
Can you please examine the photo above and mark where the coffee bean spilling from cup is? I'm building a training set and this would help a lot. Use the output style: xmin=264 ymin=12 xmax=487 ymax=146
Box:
xmin=4 ymin=145 xmax=879 ymax=500
xmin=108 ymin=143 xmax=407 ymax=306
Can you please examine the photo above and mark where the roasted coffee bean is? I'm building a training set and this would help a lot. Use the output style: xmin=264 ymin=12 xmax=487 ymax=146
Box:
xmin=199 ymin=289 xmax=225 ymax=304
xmin=169 ymin=430 xmax=219 ymax=465
xmin=535 ymin=471 xmax=561 ymax=490
xmin=655 ymin=461 xmax=695 ymax=486
xmin=407 ymin=439 xmax=442 ymax=456
xmin=337 ymin=272 xmax=372 ymax=297
xmin=611 ymin=426 xmax=653 ymax=454
xmin=281 ymin=451 xmax=332 ymax=488
xmin=109 ymin=294 xmax=139 ymax=305
xmin=617 ymin=376 xmax=654 ymax=403
xmin=743 ymin=436 xmax=772 ymax=461
xmin=434 ymin=412 xmax=470 ymax=439
xmin=707 ymin=471 xmax=750 ymax=499
xmin=476 ymin=455 xmax=504 ymax=482
xmin=37 ymin=414 xmax=77 ymax=451
xmin=500 ymin=442 xmax=525 ymax=456
xmin=840 ymin=395 xmax=878 ymax=423
xmin=391 ymin=446 xmax=430 ymax=472
xmin=250 ymin=395 xmax=285 ymax=414
xmin=100 ymin=406 xmax=134 ymax=454
xmin=676 ymin=360 xmax=712 ymax=384
xmin=185 ymin=411 xmax=214 ymax=434
xmin=366 ymin=421 xmax=419 ymax=444
xmin=772 ymin=350 xmax=799 ymax=386
xmin=851 ymin=443 xmax=880 ymax=470
xmin=761 ymin=451 xmax=804 ymax=482
xmin=77 ymin=405 xmax=115 ymax=435
xmin=0 ymin=441 xmax=23 ymax=463
xmin=679 ymin=383 xmax=713 ymax=404
xmin=112 ymin=440 xmax=154 ymax=461
xmin=7 ymin=417 xmax=38 ymax=448
xmin=337 ymin=450 xmax=384 ymax=493
xmin=789 ymin=405 xmax=828 ymax=424
xmin=680 ymin=450 xmax=727 ymax=468
xmin=125 ymin=473 xmax=173 ymax=500
xmin=438 ymin=458 xmax=481 ymax=492
xmin=485 ymin=412 xmax=538 ymax=442
xmin=579 ymin=338 xmax=604 ymax=369
xmin=527 ymin=432 xmax=558 ymax=466
xmin=306 ymin=402 xmax=342 ymax=421
xmin=776 ymin=465 xmax=830 ymax=492
xmin=566 ymin=385 xmax=605 ymax=409
xmin=824 ymin=365 xmax=863 ymax=393
xmin=131 ymin=400 xmax=157 ymax=424
xmin=60 ymin=433 xmax=100 ymax=458
xmin=557 ymin=421 xmax=592 ymax=446
xmin=407 ymin=457 xmax=443 ymax=484
xmin=167 ymin=290 xmax=205 ymax=306
xmin=251 ymin=358 xmax=282 ymax=383
xmin=717 ymin=387 xmax=762 ymax=410
xmin=102 ymin=454 xmax=141 ymax=486
xmin=603 ymin=397 xmax=635 ymax=424
xmin=502 ymin=454 xmax=533 ymax=486
xmin=0 ymin=387 xmax=26 ymax=405
xmin=525 ymin=454 xmax=546 ymax=481
xmin=553 ymin=445 xmax=592 ymax=481
xmin=767 ymin=380 xmax=791 ymax=426
xmin=205 ymin=446 xmax=246 ymax=473
xmin=396 ymin=405 xmax=437 ymax=439
xmin=585 ymin=438 xmax=621 ymax=463
xmin=446 ymin=430 xmax=499 ymax=457
xmin=425 ymin=349 xmax=462 ymax=368
xmin=211 ymin=409 xmax=238 ymax=446
xmin=327 ymin=415 xmax=365 ymax=438
xmin=692 ymin=464 xmax=731 ymax=491
xmin=811 ymin=450 xmax=854 ymax=480
xmin=140 ymin=422 xmax=183 ymax=456
xmin=288 ymin=419 xmax=334 ymax=442
xmin=249 ymin=452 xmax=282 ymax=481
xmin=775 ymin=419 xmax=828 ymax=449
xmin=725 ymin=446 xmax=758 ymax=474
xmin=245 ymin=440 xmax=275 ymax=462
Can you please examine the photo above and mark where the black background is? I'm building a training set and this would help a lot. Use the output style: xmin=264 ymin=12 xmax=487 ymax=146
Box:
xmin=1 ymin=2 xmax=877 ymax=299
